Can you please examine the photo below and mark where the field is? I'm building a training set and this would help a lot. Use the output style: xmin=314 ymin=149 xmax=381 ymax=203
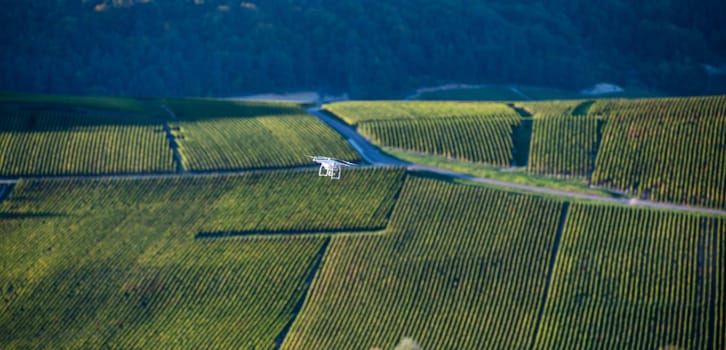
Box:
xmin=0 ymin=168 xmax=405 ymax=348
xmin=2 ymin=92 xmax=726 ymax=349
xmin=0 ymin=110 xmax=175 ymax=176
xmin=528 ymin=115 xmax=600 ymax=177
xmin=325 ymin=101 xmax=523 ymax=166
xmin=171 ymin=114 xmax=360 ymax=171
xmin=162 ymin=98 xmax=360 ymax=171
xmin=591 ymin=97 xmax=726 ymax=209
xmin=535 ymin=204 xmax=723 ymax=349
xmin=0 ymin=96 xmax=359 ymax=175
xmin=282 ymin=175 xmax=565 ymax=349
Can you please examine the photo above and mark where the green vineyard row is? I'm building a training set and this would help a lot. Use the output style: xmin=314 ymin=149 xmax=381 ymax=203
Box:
xmin=0 ymin=111 xmax=175 ymax=176
xmin=535 ymin=204 xmax=723 ymax=350
xmin=172 ymin=114 xmax=360 ymax=171
xmin=592 ymin=110 xmax=726 ymax=208
xmin=358 ymin=117 xmax=517 ymax=166
xmin=0 ymin=168 xmax=405 ymax=348
xmin=528 ymin=115 xmax=599 ymax=177
xmin=282 ymin=176 xmax=564 ymax=349
xmin=323 ymin=101 xmax=519 ymax=124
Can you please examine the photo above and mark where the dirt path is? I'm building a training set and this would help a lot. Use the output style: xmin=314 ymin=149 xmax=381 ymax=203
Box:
xmin=159 ymin=104 xmax=185 ymax=173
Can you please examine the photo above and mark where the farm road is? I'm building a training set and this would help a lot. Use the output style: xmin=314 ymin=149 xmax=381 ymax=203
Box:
xmin=308 ymin=108 xmax=726 ymax=216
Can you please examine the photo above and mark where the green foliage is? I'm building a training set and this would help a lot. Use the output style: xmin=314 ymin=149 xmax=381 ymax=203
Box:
xmin=535 ymin=204 xmax=721 ymax=349
xmin=4 ymin=1 xmax=725 ymax=97
xmin=163 ymin=98 xmax=359 ymax=171
xmin=324 ymin=101 xmax=518 ymax=124
xmin=326 ymin=101 xmax=521 ymax=166
xmin=0 ymin=168 xmax=405 ymax=348
xmin=417 ymin=86 xmax=525 ymax=101
xmin=588 ymin=96 xmax=726 ymax=118
xmin=591 ymin=97 xmax=726 ymax=209
xmin=359 ymin=118 xmax=516 ymax=166
xmin=528 ymin=115 xmax=599 ymax=177
xmin=0 ymin=111 xmax=175 ymax=176
xmin=173 ymin=114 xmax=360 ymax=171
xmin=0 ymin=92 xmax=165 ymax=115
xmin=517 ymin=100 xmax=590 ymax=116
xmin=282 ymin=175 xmax=564 ymax=349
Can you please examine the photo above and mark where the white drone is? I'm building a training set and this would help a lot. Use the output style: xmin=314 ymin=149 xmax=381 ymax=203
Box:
xmin=309 ymin=156 xmax=357 ymax=180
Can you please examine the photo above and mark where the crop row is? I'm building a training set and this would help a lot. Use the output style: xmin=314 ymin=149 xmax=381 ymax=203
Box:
xmin=589 ymin=95 xmax=726 ymax=119
xmin=535 ymin=204 xmax=721 ymax=349
xmin=282 ymin=175 xmax=564 ymax=349
xmin=592 ymin=112 xmax=726 ymax=208
xmin=0 ymin=112 xmax=174 ymax=176
xmin=324 ymin=101 xmax=519 ymax=124
xmin=0 ymin=168 xmax=406 ymax=348
xmin=172 ymin=114 xmax=360 ymax=171
xmin=528 ymin=115 xmax=599 ymax=177
xmin=358 ymin=117 xmax=517 ymax=166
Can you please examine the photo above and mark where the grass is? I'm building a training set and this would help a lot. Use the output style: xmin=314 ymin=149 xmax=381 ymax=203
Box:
xmin=386 ymin=148 xmax=625 ymax=199
xmin=0 ymin=91 xmax=164 ymax=116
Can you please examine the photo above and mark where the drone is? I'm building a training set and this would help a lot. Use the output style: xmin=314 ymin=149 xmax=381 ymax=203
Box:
xmin=309 ymin=156 xmax=357 ymax=180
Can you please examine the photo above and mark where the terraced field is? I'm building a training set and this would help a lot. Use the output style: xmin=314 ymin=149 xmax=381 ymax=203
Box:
xmin=0 ymin=168 xmax=405 ymax=348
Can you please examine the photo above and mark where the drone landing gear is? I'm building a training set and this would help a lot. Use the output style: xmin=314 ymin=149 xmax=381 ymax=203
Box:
xmin=318 ymin=165 xmax=342 ymax=179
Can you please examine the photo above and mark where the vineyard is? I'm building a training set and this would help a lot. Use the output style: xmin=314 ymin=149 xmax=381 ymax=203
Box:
xmin=535 ymin=204 xmax=722 ymax=349
xmin=0 ymin=168 xmax=405 ymax=348
xmin=325 ymin=101 xmax=523 ymax=166
xmin=516 ymin=100 xmax=593 ymax=116
xmin=358 ymin=118 xmax=516 ymax=166
xmin=281 ymin=175 xmax=565 ymax=349
xmin=171 ymin=114 xmax=360 ymax=171
xmin=528 ymin=115 xmax=600 ymax=177
xmin=591 ymin=104 xmax=726 ymax=209
xmin=323 ymin=101 xmax=519 ymax=124
xmin=0 ymin=111 xmax=175 ymax=176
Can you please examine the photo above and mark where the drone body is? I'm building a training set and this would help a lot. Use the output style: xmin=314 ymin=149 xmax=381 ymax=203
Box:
xmin=309 ymin=156 xmax=357 ymax=179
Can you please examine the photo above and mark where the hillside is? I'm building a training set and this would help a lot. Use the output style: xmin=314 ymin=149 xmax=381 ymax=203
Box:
xmin=1 ymin=93 xmax=725 ymax=349
xmin=2 ymin=1 xmax=726 ymax=98
xmin=325 ymin=96 xmax=726 ymax=210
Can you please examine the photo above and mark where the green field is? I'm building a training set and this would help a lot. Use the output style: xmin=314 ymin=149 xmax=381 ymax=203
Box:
xmin=592 ymin=103 xmax=726 ymax=208
xmin=0 ymin=95 xmax=359 ymax=175
xmin=163 ymin=98 xmax=360 ymax=171
xmin=2 ymin=92 xmax=726 ymax=349
xmin=325 ymin=101 xmax=522 ymax=166
xmin=0 ymin=168 xmax=404 ymax=348
xmin=535 ymin=204 xmax=722 ymax=349
xmin=528 ymin=115 xmax=600 ymax=177
xmin=282 ymin=175 xmax=564 ymax=349
xmin=0 ymin=110 xmax=175 ymax=176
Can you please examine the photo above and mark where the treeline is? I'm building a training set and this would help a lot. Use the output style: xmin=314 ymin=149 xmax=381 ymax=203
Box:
xmin=1 ymin=0 xmax=725 ymax=98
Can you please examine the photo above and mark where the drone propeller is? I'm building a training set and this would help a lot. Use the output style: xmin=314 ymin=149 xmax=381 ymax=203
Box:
xmin=336 ymin=159 xmax=358 ymax=166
